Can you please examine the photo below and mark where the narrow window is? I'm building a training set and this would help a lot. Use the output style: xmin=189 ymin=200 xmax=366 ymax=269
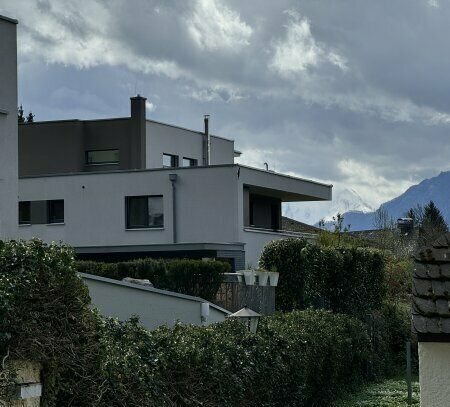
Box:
xmin=126 ymin=196 xmax=163 ymax=229
xmin=86 ymin=149 xmax=119 ymax=165
xmin=47 ymin=200 xmax=64 ymax=224
xmin=163 ymin=153 xmax=178 ymax=168
xmin=182 ymin=157 xmax=198 ymax=167
xmin=19 ymin=201 xmax=31 ymax=224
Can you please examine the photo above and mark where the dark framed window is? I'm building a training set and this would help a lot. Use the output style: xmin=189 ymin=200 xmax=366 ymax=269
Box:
xmin=86 ymin=149 xmax=119 ymax=165
xmin=47 ymin=200 xmax=64 ymax=224
xmin=182 ymin=157 xmax=198 ymax=167
xmin=19 ymin=201 xmax=31 ymax=224
xmin=163 ymin=153 xmax=178 ymax=168
xmin=126 ymin=196 xmax=163 ymax=229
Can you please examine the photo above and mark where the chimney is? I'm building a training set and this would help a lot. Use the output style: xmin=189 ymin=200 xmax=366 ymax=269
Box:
xmin=130 ymin=95 xmax=147 ymax=169
xmin=203 ymin=115 xmax=210 ymax=166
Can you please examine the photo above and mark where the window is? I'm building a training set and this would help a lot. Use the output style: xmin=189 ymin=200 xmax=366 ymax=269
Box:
xmin=182 ymin=157 xmax=198 ymax=167
xmin=163 ymin=153 xmax=178 ymax=168
xmin=19 ymin=201 xmax=31 ymax=224
xmin=86 ymin=149 xmax=119 ymax=165
xmin=126 ymin=196 xmax=163 ymax=229
xmin=47 ymin=200 xmax=64 ymax=224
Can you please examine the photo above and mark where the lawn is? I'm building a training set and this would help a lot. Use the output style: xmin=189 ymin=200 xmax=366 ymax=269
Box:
xmin=333 ymin=377 xmax=420 ymax=407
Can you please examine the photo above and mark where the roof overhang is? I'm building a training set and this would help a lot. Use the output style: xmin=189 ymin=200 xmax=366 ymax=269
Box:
xmin=239 ymin=165 xmax=332 ymax=202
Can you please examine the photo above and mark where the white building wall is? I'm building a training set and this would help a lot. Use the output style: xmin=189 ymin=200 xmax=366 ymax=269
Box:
xmin=210 ymin=136 xmax=235 ymax=165
xmin=419 ymin=342 xmax=450 ymax=407
xmin=82 ymin=274 xmax=229 ymax=330
xmin=18 ymin=166 xmax=239 ymax=247
xmin=145 ymin=121 xmax=235 ymax=168
xmin=0 ymin=16 xmax=18 ymax=239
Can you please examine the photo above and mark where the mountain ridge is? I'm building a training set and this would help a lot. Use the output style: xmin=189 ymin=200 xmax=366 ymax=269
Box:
xmin=317 ymin=171 xmax=450 ymax=231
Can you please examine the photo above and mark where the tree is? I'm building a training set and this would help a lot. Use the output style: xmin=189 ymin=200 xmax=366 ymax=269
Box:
xmin=407 ymin=201 xmax=448 ymax=246
xmin=26 ymin=111 xmax=35 ymax=123
xmin=17 ymin=105 xmax=25 ymax=123
xmin=420 ymin=201 xmax=448 ymax=245
xmin=17 ymin=105 xmax=35 ymax=123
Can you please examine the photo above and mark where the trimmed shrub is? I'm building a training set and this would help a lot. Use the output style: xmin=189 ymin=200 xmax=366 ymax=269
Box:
xmin=76 ymin=258 xmax=229 ymax=301
xmin=0 ymin=239 xmax=102 ymax=406
xmin=259 ymin=240 xmax=385 ymax=316
xmin=98 ymin=309 xmax=371 ymax=407
xmin=258 ymin=238 xmax=309 ymax=311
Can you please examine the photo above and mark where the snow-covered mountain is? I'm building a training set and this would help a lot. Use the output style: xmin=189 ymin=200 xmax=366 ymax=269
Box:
xmin=284 ymin=188 xmax=373 ymax=226
xmin=323 ymin=171 xmax=450 ymax=231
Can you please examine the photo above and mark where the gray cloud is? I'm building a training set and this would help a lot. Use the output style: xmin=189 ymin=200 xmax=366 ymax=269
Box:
xmin=3 ymin=0 xmax=450 ymax=222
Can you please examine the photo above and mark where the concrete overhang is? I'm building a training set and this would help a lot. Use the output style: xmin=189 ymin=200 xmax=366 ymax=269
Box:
xmin=238 ymin=165 xmax=332 ymax=202
xmin=74 ymin=242 xmax=245 ymax=254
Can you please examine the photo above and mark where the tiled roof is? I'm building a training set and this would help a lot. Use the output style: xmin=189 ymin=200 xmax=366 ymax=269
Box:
xmin=412 ymin=233 xmax=450 ymax=336
xmin=281 ymin=217 xmax=320 ymax=234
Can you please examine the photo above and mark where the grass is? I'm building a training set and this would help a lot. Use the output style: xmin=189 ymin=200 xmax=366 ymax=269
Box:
xmin=333 ymin=377 xmax=420 ymax=407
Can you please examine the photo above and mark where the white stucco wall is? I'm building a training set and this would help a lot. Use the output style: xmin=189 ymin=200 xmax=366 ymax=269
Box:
xmin=0 ymin=16 xmax=18 ymax=239
xmin=419 ymin=342 xmax=450 ymax=407
xmin=18 ymin=166 xmax=239 ymax=247
xmin=82 ymin=274 xmax=229 ymax=330
xmin=145 ymin=121 xmax=235 ymax=168
xmin=242 ymin=229 xmax=316 ymax=267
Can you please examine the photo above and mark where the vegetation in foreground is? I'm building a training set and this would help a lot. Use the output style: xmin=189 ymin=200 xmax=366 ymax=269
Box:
xmin=333 ymin=377 xmax=420 ymax=407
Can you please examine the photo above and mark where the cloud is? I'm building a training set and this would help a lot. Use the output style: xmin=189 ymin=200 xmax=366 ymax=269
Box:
xmin=337 ymin=159 xmax=415 ymax=207
xmin=186 ymin=0 xmax=253 ymax=52
xmin=270 ymin=10 xmax=347 ymax=76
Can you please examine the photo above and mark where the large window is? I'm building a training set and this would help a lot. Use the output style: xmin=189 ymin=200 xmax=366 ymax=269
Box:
xmin=47 ymin=200 xmax=64 ymax=224
xmin=19 ymin=201 xmax=31 ymax=224
xmin=182 ymin=157 xmax=198 ymax=167
xmin=163 ymin=153 xmax=178 ymax=168
xmin=86 ymin=149 xmax=119 ymax=165
xmin=126 ymin=196 xmax=163 ymax=229
xmin=18 ymin=200 xmax=64 ymax=225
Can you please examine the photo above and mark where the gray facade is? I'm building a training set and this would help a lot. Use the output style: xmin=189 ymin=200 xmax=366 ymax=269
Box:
xmin=16 ymin=91 xmax=331 ymax=267
xmin=81 ymin=273 xmax=230 ymax=330
xmin=0 ymin=15 xmax=18 ymax=239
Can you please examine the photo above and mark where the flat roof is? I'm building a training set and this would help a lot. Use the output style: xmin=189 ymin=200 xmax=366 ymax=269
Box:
xmin=0 ymin=15 xmax=18 ymax=24
xmin=20 ymin=163 xmax=332 ymax=188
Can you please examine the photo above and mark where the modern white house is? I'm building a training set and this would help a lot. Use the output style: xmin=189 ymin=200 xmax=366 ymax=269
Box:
xmin=0 ymin=15 xmax=18 ymax=240
xmin=17 ymin=99 xmax=331 ymax=268
xmin=1 ymin=14 xmax=331 ymax=270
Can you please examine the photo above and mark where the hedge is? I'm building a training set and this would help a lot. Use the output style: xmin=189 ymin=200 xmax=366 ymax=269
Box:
xmin=0 ymin=239 xmax=102 ymax=405
xmin=76 ymin=257 xmax=229 ymax=301
xmin=96 ymin=309 xmax=371 ymax=407
xmin=259 ymin=238 xmax=385 ymax=316
xmin=0 ymin=239 xmax=383 ymax=406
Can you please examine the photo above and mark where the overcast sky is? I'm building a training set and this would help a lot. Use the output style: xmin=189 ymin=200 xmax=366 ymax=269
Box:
xmin=2 ymin=0 xmax=449 ymax=223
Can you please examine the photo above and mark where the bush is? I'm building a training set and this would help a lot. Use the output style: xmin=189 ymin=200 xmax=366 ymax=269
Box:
xmin=98 ymin=309 xmax=371 ymax=407
xmin=259 ymin=240 xmax=385 ymax=316
xmin=76 ymin=258 xmax=229 ymax=301
xmin=0 ymin=239 xmax=102 ymax=406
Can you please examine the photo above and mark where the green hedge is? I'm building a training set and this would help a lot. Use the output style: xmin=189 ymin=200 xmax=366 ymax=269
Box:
xmin=0 ymin=239 xmax=102 ymax=405
xmin=76 ymin=257 xmax=229 ymax=301
xmin=0 ymin=240 xmax=404 ymax=406
xmin=98 ymin=309 xmax=371 ymax=407
xmin=259 ymin=239 xmax=385 ymax=316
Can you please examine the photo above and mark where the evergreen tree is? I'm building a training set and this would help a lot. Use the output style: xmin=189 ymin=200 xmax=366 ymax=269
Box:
xmin=420 ymin=201 xmax=448 ymax=244
xmin=17 ymin=105 xmax=25 ymax=123
xmin=26 ymin=111 xmax=35 ymax=123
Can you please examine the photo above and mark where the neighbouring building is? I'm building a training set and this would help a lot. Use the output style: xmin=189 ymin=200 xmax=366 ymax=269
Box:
xmin=17 ymin=96 xmax=331 ymax=268
xmin=412 ymin=233 xmax=450 ymax=407
xmin=82 ymin=273 xmax=230 ymax=330
xmin=0 ymin=15 xmax=18 ymax=239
